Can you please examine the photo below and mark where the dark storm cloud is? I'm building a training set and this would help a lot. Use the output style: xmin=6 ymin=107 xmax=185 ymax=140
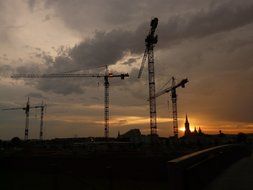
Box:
xmin=42 ymin=0 xmax=215 ymax=32
xmin=41 ymin=0 xmax=253 ymax=36
xmin=37 ymin=79 xmax=84 ymax=95
xmin=158 ymin=1 xmax=253 ymax=48
xmin=33 ymin=52 xmax=88 ymax=95
xmin=69 ymin=29 xmax=142 ymax=68
xmin=15 ymin=55 xmax=86 ymax=95
xmin=42 ymin=0 xmax=143 ymax=31
xmin=6 ymin=0 xmax=253 ymax=97
xmin=18 ymin=0 xmax=253 ymax=96
xmin=61 ymin=0 xmax=253 ymax=69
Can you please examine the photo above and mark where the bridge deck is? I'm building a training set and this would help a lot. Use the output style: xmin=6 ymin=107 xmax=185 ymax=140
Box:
xmin=205 ymin=146 xmax=253 ymax=190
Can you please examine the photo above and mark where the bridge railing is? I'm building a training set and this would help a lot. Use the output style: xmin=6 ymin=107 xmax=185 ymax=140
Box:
xmin=167 ymin=144 xmax=251 ymax=190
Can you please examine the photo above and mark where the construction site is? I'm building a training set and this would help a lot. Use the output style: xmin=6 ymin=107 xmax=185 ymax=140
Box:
xmin=2 ymin=18 xmax=188 ymax=141
xmin=0 ymin=15 xmax=252 ymax=190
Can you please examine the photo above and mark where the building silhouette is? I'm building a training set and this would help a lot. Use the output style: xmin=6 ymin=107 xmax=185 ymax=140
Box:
xmin=184 ymin=114 xmax=204 ymax=137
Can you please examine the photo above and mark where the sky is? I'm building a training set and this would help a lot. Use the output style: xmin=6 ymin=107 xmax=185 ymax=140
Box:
xmin=0 ymin=0 xmax=253 ymax=140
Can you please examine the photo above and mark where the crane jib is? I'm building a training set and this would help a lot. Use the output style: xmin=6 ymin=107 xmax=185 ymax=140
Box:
xmin=11 ymin=73 xmax=129 ymax=79
xmin=10 ymin=68 xmax=129 ymax=139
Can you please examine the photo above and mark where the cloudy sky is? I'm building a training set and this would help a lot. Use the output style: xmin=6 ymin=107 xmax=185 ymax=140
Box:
xmin=0 ymin=0 xmax=253 ymax=140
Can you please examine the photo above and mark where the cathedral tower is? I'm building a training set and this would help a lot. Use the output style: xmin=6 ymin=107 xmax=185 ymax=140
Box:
xmin=184 ymin=114 xmax=191 ymax=136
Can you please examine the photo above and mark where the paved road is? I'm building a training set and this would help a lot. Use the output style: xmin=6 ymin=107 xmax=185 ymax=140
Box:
xmin=205 ymin=146 xmax=253 ymax=190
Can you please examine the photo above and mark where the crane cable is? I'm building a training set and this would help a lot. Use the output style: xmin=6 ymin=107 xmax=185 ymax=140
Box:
xmin=158 ymin=77 xmax=173 ymax=92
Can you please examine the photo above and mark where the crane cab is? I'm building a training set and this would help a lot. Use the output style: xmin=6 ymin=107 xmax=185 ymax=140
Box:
xmin=151 ymin=18 xmax=158 ymax=29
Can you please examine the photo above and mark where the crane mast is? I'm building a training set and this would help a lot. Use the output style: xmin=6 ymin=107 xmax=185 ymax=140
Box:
xmin=24 ymin=97 xmax=30 ymax=140
xmin=40 ymin=105 xmax=44 ymax=140
xmin=138 ymin=17 xmax=159 ymax=136
xmin=155 ymin=77 xmax=188 ymax=137
xmin=104 ymin=66 xmax=110 ymax=138
xmin=2 ymin=97 xmax=39 ymax=140
xmin=148 ymin=43 xmax=157 ymax=135
xmin=171 ymin=77 xmax=178 ymax=137
xmin=35 ymin=102 xmax=46 ymax=140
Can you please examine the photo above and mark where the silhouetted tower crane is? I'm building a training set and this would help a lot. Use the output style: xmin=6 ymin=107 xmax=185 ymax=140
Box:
xmin=35 ymin=101 xmax=46 ymax=140
xmin=155 ymin=77 xmax=188 ymax=137
xmin=2 ymin=97 xmax=38 ymax=140
xmin=103 ymin=66 xmax=110 ymax=138
xmin=138 ymin=17 xmax=159 ymax=136
xmin=11 ymin=66 xmax=129 ymax=138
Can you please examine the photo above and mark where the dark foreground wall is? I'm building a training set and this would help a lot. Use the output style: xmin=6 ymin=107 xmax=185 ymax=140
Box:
xmin=167 ymin=144 xmax=251 ymax=190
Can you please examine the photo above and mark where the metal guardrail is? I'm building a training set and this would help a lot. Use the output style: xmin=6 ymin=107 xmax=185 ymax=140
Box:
xmin=167 ymin=144 xmax=251 ymax=190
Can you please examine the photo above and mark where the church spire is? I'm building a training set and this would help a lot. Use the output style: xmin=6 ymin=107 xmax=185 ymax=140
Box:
xmin=185 ymin=114 xmax=189 ymax=124
xmin=184 ymin=114 xmax=191 ymax=136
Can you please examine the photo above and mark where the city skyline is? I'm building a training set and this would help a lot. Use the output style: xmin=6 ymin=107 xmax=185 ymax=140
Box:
xmin=1 ymin=0 xmax=253 ymax=139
